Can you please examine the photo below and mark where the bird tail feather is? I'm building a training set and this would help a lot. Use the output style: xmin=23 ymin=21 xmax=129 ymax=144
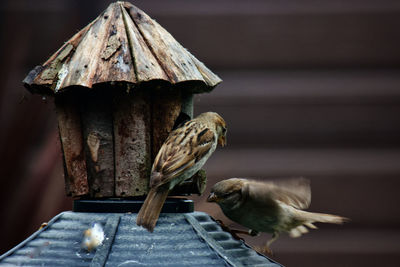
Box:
xmin=300 ymin=211 xmax=349 ymax=224
xmin=290 ymin=210 xmax=349 ymax=238
xmin=136 ymin=187 xmax=169 ymax=232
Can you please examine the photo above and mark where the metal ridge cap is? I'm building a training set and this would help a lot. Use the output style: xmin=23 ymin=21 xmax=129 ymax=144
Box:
xmin=185 ymin=212 xmax=244 ymax=267
xmin=90 ymin=214 xmax=121 ymax=267
xmin=185 ymin=212 xmax=283 ymax=267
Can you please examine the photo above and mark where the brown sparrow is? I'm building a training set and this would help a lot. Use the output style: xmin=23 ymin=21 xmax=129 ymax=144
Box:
xmin=207 ymin=178 xmax=348 ymax=251
xmin=137 ymin=112 xmax=227 ymax=232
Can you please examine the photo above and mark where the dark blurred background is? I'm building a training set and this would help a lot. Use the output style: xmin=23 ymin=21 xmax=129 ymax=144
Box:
xmin=1 ymin=0 xmax=400 ymax=266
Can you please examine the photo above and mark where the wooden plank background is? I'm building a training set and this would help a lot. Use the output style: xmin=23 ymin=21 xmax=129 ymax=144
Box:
xmin=1 ymin=1 xmax=400 ymax=266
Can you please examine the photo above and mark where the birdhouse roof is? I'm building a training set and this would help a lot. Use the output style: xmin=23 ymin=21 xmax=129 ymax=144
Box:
xmin=23 ymin=1 xmax=222 ymax=95
xmin=0 ymin=210 xmax=281 ymax=267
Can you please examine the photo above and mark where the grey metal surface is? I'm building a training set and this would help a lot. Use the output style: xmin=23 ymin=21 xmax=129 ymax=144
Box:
xmin=187 ymin=213 xmax=282 ymax=267
xmin=0 ymin=211 xmax=281 ymax=267
xmin=105 ymin=213 xmax=229 ymax=267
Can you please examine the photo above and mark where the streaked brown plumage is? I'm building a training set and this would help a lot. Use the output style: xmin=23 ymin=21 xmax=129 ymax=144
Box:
xmin=137 ymin=112 xmax=227 ymax=232
xmin=208 ymin=178 xmax=348 ymax=251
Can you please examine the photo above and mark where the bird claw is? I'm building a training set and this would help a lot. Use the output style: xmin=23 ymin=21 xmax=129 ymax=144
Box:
xmin=253 ymin=245 xmax=274 ymax=256
xmin=215 ymin=220 xmax=258 ymax=241
xmin=215 ymin=220 xmax=245 ymax=240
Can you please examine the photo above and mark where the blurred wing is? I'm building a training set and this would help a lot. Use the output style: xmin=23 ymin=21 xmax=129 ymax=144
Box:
xmin=151 ymin=122 xmax=216 ymax=186
xmin=246 ymin=178 xmax=311 ymax=210
xmin=272 ymin=178 xmax=311 ymax=209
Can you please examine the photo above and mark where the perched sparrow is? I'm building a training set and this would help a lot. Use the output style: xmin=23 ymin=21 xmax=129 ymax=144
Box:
xmin=208 ymin=178 xmax=348 ymax=251
xmin=137 ymin=112 xmax=227 ymax=232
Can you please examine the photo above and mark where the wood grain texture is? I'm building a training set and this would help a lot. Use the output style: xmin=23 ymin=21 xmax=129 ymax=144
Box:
xmin=121 ymin=5 xmax=168 ymax=83
xmin=24 ymin=2 xmax=221 ymax=94
xmin=55 ymin=93 xmax=89 ymax=196
xmin=94 ymin=3 xmax=136 ymax=85
xmin=125 ymin=3 xmax=204 ymax=83
xmin=80 ymin=88 xmax=115 ymax=197
xmin=151 ymin=88 xmax=182 ymax=161
xmin=113 ymin=88 xmax=151 ymax=197
xmin=60 ymin=3 xmax=120 ymax=89
xmin=187 ymin=53 xmax=222 ymax=90
xmin=23 ymin=19 xmax=96 ymax=93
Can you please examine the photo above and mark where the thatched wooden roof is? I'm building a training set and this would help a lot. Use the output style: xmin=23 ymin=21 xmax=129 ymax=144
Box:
xmin=23 ymin=1 xmax=221 ymax=95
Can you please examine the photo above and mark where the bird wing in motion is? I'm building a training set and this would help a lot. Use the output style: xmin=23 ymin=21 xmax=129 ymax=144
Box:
xmin=245 ymin=178 xmax=311 ymax=210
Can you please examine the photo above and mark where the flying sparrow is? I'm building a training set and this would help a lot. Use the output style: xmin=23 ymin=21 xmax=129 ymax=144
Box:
xmin=137 ymin=112 xmax=227 ymax=232
xmin=207 ymin=178 xmax=348 ymax=252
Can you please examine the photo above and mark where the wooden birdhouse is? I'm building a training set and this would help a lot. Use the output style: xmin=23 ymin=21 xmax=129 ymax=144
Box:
xmin=23 ymin=1 xmax=221 ymax=198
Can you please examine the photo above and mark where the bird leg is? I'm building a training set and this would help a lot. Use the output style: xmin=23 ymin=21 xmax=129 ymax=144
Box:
xmin=215 ymin=220 xmax=258 ymax=240
xmin=254 ymin=232 xmax=279 ymax=256
xmin=266 ymin=232 xmax=279 ymax=248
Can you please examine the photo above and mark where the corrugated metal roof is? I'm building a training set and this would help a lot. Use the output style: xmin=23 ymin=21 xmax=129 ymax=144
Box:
xmin=0 ymin=211 xmax=281 ymax=267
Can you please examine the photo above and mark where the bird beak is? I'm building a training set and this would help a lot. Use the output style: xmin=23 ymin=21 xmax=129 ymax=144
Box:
xmin=207 ymin=192 xmax=219 ymax=203
xmin=218 ymin=136 xmax=227 ymax=147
